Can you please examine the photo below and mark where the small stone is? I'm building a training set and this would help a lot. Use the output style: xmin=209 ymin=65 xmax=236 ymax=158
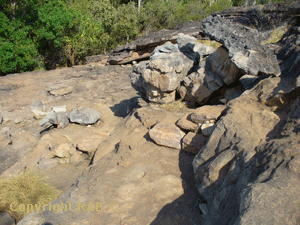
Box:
xmin=201 ymin=123 xmax=216 ymax=136
xmin=68 ymin=146 xmax=76 ymax=155
xmin=199 ymin=203 xmax=208 ymax=216
xmin=49 ymin=86 xmax=74 ymax=96
xmin=70 ymin=108 xmax=101 ymax=125
xmin=38 ymin=157 xmax=58 ymax=170
xmin=14 ymin=117 xmax=25 ymax=124
xmin=176 ymin=113 xmax=199 ymax=132
xmin=0 ymin=114 xmax=3 ymax=124
xmin=0 ymin=211 xmax=15 ymax=225
xmin=48 ymin=143 xmax=71 ymax=158
xmin=191 ymin=105 xmax=226 ymax=123
xmin=69 ymin=151 xmax=85 ymax=166
xmin=181 ymin=132 xmax=208 ymax=154
xmin=53 ymin=105 xmax=67 ymax=113
xmin=30 ymin=101 xmax=47 ymax=119
xmin=149 ymin=122 xmax=185 ymax=149
xmin=76 ymin=135 xmax=104 ymax=156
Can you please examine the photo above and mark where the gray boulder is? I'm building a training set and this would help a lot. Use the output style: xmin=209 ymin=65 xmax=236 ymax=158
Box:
xmin=202 ymin=15 xmax=281 ymax=76
xmin=40 ymin=111 xmax=70 ymax=129
xmin=70 ymin=108 xmax=101 ymax=125
xmin=0 ymin=212 xmax=15 ymax=225
xmin=177 ymin=33 xmax=215 ymax=62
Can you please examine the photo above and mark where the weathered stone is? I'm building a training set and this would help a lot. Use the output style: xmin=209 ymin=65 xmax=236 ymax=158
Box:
xmin=38 ymin=157 xmax=58 ymax=170
xmin=129 ymin=61 xmax=149 ymax=94
xmin=47 ymin=143 xmax=71 ymax=158
xmin=199 ymin=203 xmax=208 ymax=217
xmin=224 ymin=85 xmax=243 ymax=102
xmin=181 ymin=132 xmax=208 ymax=154
xmin=191 ymin=105 xmax=226 ymax=123
xmin=202 ymin=15 xmax=281 ymax=76
xmin=0 ymin=131 xmax=12 ymax=148
xmin=150 ymin=41 xmax=179 ymax=59
xmin=76 ymin=135 xmax=104 ymax=156
xmin=49 ymin=86 xmax=74 ymax=96
xmin=201 ymin=122 xmax=216 ymax=136
xmin=177 ymin=33 xmax=215 ymax=62
xmin=179 ymin=47 xmax=240 ymax=104
xmin=176 ymin=113 xmax=199 ymax=132
xmin=30 ymin=101 xmax=47 ymax=119
xmin=40 ymin=111 xmax=69 ymax=128
xmin=14 ymin=117 xmax=25 ymax=124
xmin=40 ymin=112 xmax=58 ymax=128
xmin=239 ymin=75 xmax=259 ymax=90
xmin=143 ymin=52 xmax=193 ymax=92
xmin=149 ymin=122 xmax=185 ymax=149
xmin=70 ymin=108 xmax=101 ymax=125
xmin=53 ymin=105 xmax=67 ymax=113
xmin=0 ymin=212 xmax=15 ymax=225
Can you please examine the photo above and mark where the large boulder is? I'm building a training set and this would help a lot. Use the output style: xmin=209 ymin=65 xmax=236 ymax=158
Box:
xmin=143 ymin=52 xmax=193 ymax=92
xmin=179 ymin=47 xmax=241 ymax=104
xmin=130 ymin=41 xmax=194 ymax=103
xmin=202 ymin=15 xmax=281 ymax=76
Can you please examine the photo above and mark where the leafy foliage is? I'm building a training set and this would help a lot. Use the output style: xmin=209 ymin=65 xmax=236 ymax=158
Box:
xmin=0 ymin=0 xmax=291 ymax=75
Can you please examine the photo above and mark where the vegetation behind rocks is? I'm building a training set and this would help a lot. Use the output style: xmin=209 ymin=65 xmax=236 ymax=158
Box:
xmin=0 ymin=0 xmax=288 ymax=75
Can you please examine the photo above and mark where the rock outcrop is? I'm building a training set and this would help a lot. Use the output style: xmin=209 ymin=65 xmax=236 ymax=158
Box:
xmin=202 ymin=15 xmax=281 ymax=76
xmin=108 ymin=21 xmax=203 ymax=65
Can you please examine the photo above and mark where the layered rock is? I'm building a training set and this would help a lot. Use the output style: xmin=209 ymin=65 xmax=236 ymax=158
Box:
xmin=108 ymin=21 xmax=203 ymax=65
xmin=202 ymin=15 xmax=281 ymax=76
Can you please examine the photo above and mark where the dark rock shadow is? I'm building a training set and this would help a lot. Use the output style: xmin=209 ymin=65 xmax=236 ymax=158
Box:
xmin=109 ymin=96 xmax=139 ymax=118
xmin=150 ymin=150 xmax=203 ymax=225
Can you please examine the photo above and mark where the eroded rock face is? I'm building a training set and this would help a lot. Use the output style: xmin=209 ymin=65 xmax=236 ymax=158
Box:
xmin=202 ymin=15 xmax=281 ymax=76
xmin=149 ymin=122 xmax=185 ymax=149
xmin=179 ymin=47 xmax=241 ymax=104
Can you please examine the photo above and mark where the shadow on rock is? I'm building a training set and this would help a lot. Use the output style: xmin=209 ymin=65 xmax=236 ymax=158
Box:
xmin=109 ymin=97 xmax=139 ymax=118
xmin=150 ymin=150 xmax=203 ymax=225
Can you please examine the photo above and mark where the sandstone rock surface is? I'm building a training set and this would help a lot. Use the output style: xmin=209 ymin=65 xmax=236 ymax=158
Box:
xmin=149 ymin=122 xmax=185 ymax=149
xmin=181 ymin=132 xmax=208 ymax=154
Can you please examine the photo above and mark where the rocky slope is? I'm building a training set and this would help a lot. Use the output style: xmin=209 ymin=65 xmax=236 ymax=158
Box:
xmin=1 ymin=2 xmax=300 ymax=225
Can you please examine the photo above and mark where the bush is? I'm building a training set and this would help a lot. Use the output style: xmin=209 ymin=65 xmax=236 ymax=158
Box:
xmin=0 ymin=171 xmax=61 ymax=222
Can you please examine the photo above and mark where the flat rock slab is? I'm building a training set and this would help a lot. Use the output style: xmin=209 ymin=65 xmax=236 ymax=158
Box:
xmin=191 ymin=105 xmax=226 ymax=123
xmin=149 ymin=122 xmax=185 ymax=149
xmin=176 ymin=113 xmax=199 ymax=132
xmin=202 ymin=15 xmax=281 ymax=76
xmin=49 ymin=86 xmax=74 ymax=96
xmin=70 ymin=108 xmax=101 ymax=125
xmin=182 ymin=132 xmax=208 ymax=154
xmin=76 ymin=135 xmax=105 ymax=156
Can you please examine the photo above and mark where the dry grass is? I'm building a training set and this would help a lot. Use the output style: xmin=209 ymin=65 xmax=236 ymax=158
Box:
xmin=159 ymin=100 xmax=193 ymax=112
xmin=263 ymin=27 xmax=288 ymax=44
xmin=0 ymin=171 xmax=61 ymax=222
xmin=197 ymin=39 xmax=222 ymax=49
